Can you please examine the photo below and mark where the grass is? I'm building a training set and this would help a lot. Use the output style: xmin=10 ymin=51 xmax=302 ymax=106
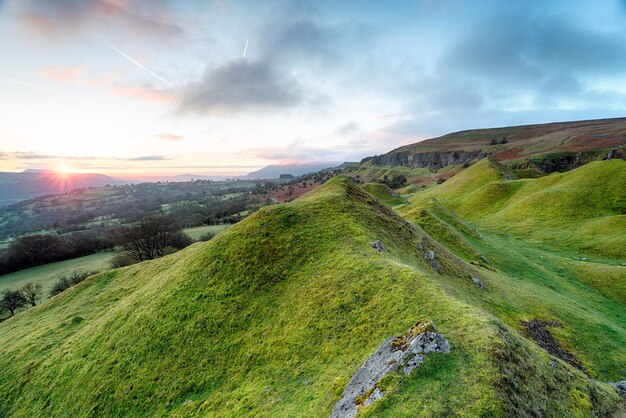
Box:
xmin=182 ymin=224 xmax=230 ymax=240
xmin=409 ymin=158 xmax=626 ymax=259
xmin=0 ymin=252 xmax=115 ymax=300
xmin=0 ymin=175 xmax=622 ymax=417
xmin=361 ymin=183 xmax=406 ymax=206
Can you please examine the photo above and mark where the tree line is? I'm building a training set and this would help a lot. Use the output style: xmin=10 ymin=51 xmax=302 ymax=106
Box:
xmin=0 ymin=214 xmax=197 ymax=319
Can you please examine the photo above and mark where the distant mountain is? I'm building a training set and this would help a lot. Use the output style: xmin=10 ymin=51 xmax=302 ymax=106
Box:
xmin=243 ymin=162 xmax=341 ymax=179
xmin=0 ymin=170 xmax=123 ymax=206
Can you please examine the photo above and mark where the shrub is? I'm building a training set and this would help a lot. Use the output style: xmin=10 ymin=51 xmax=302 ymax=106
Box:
xmin=167 ymin=231 xmax=194 ymax=250
xmin=1 ymin=289 xmax=27 ymax=316
xmin=198 ymin=232 xmax=215 ymax=242
xmin=110 ymin=253 xmax=135 ymax=269
xmin=49 ymin=271 xmax=91 ymax=297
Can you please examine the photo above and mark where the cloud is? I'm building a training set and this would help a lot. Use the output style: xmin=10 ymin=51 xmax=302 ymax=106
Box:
xmin=385 ymin=12 xmax=626 ymax=139
xmin=177 ymin=59 xmax=303 ymax=115
xmin=336 ymin=121 xmax=359 ymax=136
xmin=14 ymin=0 xmax=184 ymax=39
xmin=9 ymin=152 xmax=170 ymax=162
xmin=39 ymin=66 xmax=82 ymax=82
xmin=127 ymin=155 xmax=170 ymax=161
xmin=439 ymin=14 xmax=626 ymax=102
xmin=242 ymin=139 xmax=373 ymax=164
xmin=153 ymin=133 xmax=184 ymax=142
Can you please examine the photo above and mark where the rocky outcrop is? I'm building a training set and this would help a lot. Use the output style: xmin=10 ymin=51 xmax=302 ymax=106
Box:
xmin=424 ymin=250 xmax=441 ymax=272
xmin=370 ymin=240 xmax=385 ymax=252
xmin=473 ymin=277 xmax=484 ymax=289
xmin=609 ymin=381 xmax=626 ymax=396
xmin=330 ymin=320 xmax=450 ymax=418
xmin=362 ymin=150 xmax=486 ymax=171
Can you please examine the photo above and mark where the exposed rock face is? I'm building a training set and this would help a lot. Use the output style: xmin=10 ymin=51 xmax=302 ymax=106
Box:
xmin=330 ymin=320 xmax=450 ymax=418
xmin=370 ymin=240 xmax=385 ymax=252
xmin=424 ymin=250 xmax=441 ymax=272
xmin=609 ymin=381 xmax=626 ymax=396
xmin=363 ymin=150 xmax=486 ymax=171
xmin=473 ymin=277 xmax=484 ymax=289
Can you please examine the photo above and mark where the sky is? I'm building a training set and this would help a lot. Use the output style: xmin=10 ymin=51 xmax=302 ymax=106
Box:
xmin=1 ymin=0 xmax=626 ymax=177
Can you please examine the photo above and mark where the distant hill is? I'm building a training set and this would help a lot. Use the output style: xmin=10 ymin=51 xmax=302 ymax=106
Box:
xmin=0 ymin=169 xmax=123 ymax=206
xmin=243 ymin=162 xmax=341 ymax=179
xmin=363 ymin=117 xmax=626 ymax=172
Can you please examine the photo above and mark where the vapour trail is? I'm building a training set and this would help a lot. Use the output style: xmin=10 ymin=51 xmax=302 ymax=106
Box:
xmin=89 ymin=31 xmax=174 ymax=89
xmin=0 ymin=75 xmax=58 ymax=93
xmin=243 ymin=40 xmax=248 ymax=58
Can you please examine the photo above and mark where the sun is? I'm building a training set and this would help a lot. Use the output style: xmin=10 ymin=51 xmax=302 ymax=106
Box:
xmin=58 ymin=163 xmax=72 ymax=173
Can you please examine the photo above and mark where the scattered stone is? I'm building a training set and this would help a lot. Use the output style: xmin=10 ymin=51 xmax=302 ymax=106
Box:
xmin=472 ymin=277 xmax=484 ymax=289
xmin=479 ymin=255 xmax=489 ymax=263
xmin=424 ymin=250 xmax=441 ymax=272
xmin=609 ymin=381 xmax=626 ymax=396
xmin=550 ymin=360 xmax=557 ymax=368
xmin=370 ymin=240 xmax=385 ymax=253
xmin=581 ymin=257 xmax=588 ymax=261
xmin=621 ymin=263 xmax=626 ymax=267
xmin=330 ymin=320 xmax=450 ymax=418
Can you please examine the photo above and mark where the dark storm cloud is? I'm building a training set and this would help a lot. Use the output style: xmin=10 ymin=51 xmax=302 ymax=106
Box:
xmin=177 ymin=59 xmax=303 ymax=115
xmin=15 ymin=0 xmax=184 ymax=38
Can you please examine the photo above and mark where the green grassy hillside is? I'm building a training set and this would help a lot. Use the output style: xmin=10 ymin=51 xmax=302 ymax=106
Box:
xmin=0 ymin=177 xmax=622 ymax=417
xmin=410 ymin=158 xmax=626 ymax=259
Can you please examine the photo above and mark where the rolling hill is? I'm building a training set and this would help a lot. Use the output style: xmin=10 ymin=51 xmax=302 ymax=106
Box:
xmin=0 ymin=165 xmax=624 ymax=416
xmin=407 ymin=158 xmax=626 ymax=259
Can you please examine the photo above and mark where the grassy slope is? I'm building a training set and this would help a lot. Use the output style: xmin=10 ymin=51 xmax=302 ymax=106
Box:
xmin=410 ymin=158 xmax=626 ymax=259
xmin=0 ymin=177 xmax=621 ymax=417
xmin=361 ymin=183 xmax=405 ymax=206
xmin=183 ymin=224 xmax=230 ymax=240
xmin=0 ymin=224 xmax=229 ymax=300
xmin=0 ymin=252 xmax=114 ymax=299
xmin=394 ymin=117 xmax=626 ymax=156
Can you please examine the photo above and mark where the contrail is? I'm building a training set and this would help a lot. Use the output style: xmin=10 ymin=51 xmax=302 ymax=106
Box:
xmin=0 ymin=75 xmax=58 ymax=93
xmin=89 ymin=31 xmax=174 ymax=89
xmin=243 ymin=39 xmax=248 ymax=58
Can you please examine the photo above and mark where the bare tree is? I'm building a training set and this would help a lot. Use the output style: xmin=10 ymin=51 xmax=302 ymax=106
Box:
xmin=1 ymin=289 xmax=27 ymax=316
xmin=21 ymin=282 xmax=43 ymax=307
xmin=114 ymin=214 xmax=180 ymax=262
